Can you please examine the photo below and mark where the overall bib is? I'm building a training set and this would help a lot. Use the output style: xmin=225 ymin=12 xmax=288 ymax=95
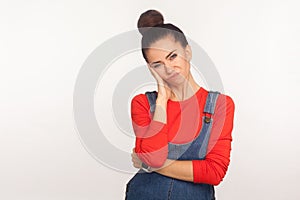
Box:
xmin=125 ymin=91 xmax=220 ymax=200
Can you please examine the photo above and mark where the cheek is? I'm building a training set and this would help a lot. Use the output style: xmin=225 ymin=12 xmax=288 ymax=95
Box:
xmin=177 ymin=55 xmax=189 ymax=66
xmin=178 ymin=58 xmax=189 ymax=71
xmin=180 ymin=61 xmax=190 ymax=77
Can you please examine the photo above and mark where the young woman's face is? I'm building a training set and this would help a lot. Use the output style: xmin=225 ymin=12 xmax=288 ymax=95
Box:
xmin=146 ymin=36 xmax=192 ymax=86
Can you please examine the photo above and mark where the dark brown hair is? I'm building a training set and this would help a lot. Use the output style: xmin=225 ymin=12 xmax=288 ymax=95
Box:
xmin=137 ymin=10 xmax=189 ymax=62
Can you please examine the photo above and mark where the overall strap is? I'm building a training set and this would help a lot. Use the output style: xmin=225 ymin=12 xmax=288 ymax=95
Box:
xmin=145 ymin=91 xmax=158 ymax=113
xmin=198 ymin=90 xmax=220 ymax=158
xmin=204 ymin=91 xmax=220 ymax=114
xmin=203 ymin=90 xmax=221 ymax=123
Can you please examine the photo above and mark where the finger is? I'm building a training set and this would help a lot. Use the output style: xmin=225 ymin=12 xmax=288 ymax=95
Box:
xmin=132 ymin=155 xmax=139 ymax=164
xmin=148 ymin=66 xmax=163 ymax=81
xmin=132 ymin=158 xmax=140 ymax=164
xmin=132 ymin=156 xmax=140 ymax=163
xmin=132 ymin=159 xmax=142 ymax=168
xmin=132 ymin=152 xmax=138 ymax=159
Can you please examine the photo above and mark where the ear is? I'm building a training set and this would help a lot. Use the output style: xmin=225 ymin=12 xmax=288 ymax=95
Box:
xmin=185 ymin=44 xmax=192 ymax=62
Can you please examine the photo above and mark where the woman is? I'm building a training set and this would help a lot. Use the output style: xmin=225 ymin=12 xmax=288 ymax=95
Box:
xmin=125 ymin=10 xmax=235 ymax=200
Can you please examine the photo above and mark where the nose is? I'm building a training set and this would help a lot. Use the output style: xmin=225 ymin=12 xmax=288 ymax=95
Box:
xmin=164 ymin=63 xmax=175 ymax=74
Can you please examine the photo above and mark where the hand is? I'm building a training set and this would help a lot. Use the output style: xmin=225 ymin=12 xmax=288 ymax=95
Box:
xmin=148 ymin=66 xmax=172 ymax=101
xmin=131 ymin=148 xmax=142 ymax=169
xmin=131 ymin=148 xmax=175 ymax=172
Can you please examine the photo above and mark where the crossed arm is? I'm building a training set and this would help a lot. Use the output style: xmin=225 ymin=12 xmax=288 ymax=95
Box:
xmin=132 ymin=151 xmax=194 ymax=182
xmin=131 ymin=94 xmax=235 ymax=185
xmin=131 ymin=130 xmax=232 ymax=186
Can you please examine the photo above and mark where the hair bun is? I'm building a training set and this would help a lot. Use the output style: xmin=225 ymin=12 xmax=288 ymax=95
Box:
xmin=137 ymin=9 xmax=164 ymax=35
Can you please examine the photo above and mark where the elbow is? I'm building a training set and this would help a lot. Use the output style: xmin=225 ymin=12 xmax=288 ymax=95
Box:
xmin=211 ymin=167 xmax=228 ymax=186
xmin=211 ymin=176 xmax=223 ymax=186
xmin=193 ymin=160 xmax=229 ymax=186
xmin=193 ymin=174 xmax=223 ymax=186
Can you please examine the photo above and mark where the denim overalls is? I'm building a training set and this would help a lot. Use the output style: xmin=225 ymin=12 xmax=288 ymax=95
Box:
xmin=125 ymin=90 xmax=220 ymax=200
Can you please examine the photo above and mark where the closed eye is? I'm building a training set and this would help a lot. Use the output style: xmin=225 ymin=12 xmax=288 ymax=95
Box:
xmin=151 ymin=63 xmax=163 ymax=68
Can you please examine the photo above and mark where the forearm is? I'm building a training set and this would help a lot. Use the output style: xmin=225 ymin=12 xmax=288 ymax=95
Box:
xmin=153 ymin=159 xmax=193 ymax=182
xmin=152 ymin=158 xmax=229 ymax=185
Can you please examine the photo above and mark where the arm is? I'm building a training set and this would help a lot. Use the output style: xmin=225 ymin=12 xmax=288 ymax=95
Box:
xmin=192 ymin=95 xmax=235 ymax=185
xmin=153 ymin=159 xmax=194 ymax=182
xmin=131 ymin=94 xmax=169 ymax=168
xmin=131 ymin=66 xmax=173 ymax=168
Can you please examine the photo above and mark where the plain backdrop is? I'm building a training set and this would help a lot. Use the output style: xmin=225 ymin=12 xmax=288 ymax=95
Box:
xmin=1 ymin=0 xmax=300 ymax=199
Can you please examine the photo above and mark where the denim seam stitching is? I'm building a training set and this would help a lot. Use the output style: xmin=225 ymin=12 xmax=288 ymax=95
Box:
xmin=167 ymin=179 xmax=174 ymax=200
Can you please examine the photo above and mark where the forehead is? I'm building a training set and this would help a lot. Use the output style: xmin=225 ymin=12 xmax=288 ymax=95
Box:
xmin=146 ymin=37 xmax=183 ymax=60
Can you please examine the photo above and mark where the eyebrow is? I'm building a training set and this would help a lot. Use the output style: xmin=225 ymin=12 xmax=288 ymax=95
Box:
xmin=150 ymin=49 xmax=177 ymax=65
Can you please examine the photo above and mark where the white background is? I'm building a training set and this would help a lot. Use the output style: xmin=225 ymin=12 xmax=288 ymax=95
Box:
xmin=1 ymin=0 xmax=300 ymax=199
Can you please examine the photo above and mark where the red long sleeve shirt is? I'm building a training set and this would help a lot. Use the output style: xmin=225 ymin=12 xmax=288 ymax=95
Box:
xmin=131 ymin=87 xmax=235 ymax=185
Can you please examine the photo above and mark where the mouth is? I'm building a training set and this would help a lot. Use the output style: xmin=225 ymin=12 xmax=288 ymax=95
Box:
xmin=168 ymin=72 xmax=180 ymax=79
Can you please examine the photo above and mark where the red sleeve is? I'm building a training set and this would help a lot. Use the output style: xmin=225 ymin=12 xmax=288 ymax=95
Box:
xmin=192 ymin=94 xmax=235 ymax=185
xmin=131 ymin=94 xmax=169 ymax=168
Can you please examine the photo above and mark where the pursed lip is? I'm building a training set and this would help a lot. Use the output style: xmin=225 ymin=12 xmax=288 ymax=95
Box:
xmin=168 ymin=72 xmax=179 ymax=79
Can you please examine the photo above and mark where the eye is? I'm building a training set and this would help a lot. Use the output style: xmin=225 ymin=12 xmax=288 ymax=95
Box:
xmin=170 ymin=53 xmax=177 ymax=60
xmin=151 ymin=63 xmax=162 ymax=68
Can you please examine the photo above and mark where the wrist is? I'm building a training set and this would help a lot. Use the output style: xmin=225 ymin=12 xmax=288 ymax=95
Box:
xmin=152 ymin=100 xmax=167 ymax=124
xmin=156 ymin=97 xmax=168 ymax=106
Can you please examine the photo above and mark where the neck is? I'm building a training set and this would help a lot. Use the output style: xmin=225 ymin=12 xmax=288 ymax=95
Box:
xmin=169 ymin=73 xmax=201 ymax=101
